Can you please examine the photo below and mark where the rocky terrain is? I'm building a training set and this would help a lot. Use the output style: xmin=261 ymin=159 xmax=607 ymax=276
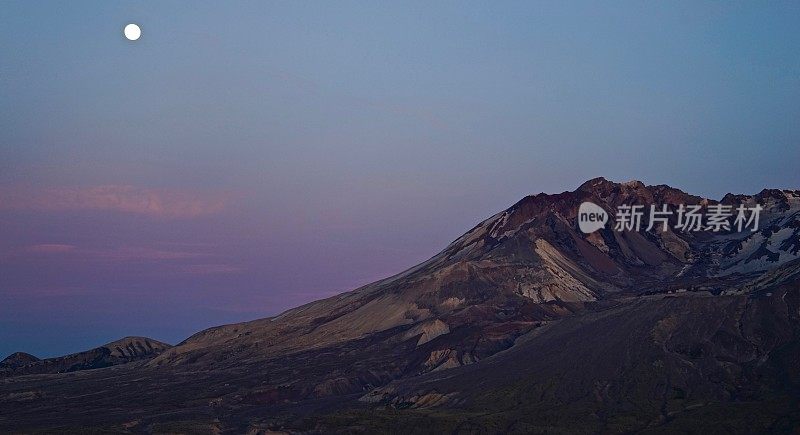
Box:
xmin=1 ymin=177 xmax=799 ymax=433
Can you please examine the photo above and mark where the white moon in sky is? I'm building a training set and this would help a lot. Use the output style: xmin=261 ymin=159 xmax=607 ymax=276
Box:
xmin=124 ymin=24 xmax=141 ymax=41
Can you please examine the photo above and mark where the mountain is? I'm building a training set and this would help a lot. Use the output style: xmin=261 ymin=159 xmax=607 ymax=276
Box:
xmin=0 ymin=352 xmax=39 ymax=370
xmin=1 ymin=178 xmax=799 ymax=433
xmin=0 ymin=337 xmax=171 ymax=378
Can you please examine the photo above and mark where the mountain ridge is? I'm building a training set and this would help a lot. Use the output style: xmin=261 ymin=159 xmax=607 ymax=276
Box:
xmin=0 ymin=336 xmax=171 ymax=378
xmin=145 ymin=177 xmax=799 ymax=371
xmin=2 ymin=177 xmax=799 ymax=433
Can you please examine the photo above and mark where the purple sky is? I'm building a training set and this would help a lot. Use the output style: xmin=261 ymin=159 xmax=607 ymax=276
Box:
xmin=2 ymin=1 xmax=799 ymax=357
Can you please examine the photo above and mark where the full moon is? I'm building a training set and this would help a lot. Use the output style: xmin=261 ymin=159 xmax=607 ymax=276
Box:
xmin=124 ymin=23 xmax=141 ymax=41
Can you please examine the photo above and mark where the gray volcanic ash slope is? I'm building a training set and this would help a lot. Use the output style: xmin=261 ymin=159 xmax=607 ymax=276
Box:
xmin=1 ymin=177 xmax=799 ymax=433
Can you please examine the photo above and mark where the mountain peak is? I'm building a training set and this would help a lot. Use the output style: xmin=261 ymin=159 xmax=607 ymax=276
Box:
xmin=576 ymin=177 xmax=649 ymax=199
xmin=621 ymin=179 xmax=646 ymax=188
xmin=0 ymin=352 xmax=40 ymax=369
xmin=577 ymin=176 xmax=613 ymax=192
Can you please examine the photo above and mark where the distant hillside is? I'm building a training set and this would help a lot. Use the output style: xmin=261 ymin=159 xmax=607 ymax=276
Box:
xmin=0 ymin=337 xmax=171 ymax=377
xmin=0 ymin=352 xmax=39 ymax=370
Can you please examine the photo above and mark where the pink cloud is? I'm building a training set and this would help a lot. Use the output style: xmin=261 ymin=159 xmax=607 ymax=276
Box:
xmin=0 ymin=185 xmax=230 ymax=218
xmin=3 ymin=286 xmax=102 ymax=297
xmin=87 ymin=247 xmax=213 ymax=261
xmin=180 ymin=264 xmax=244 ymax=275
xmin=25 ymin=244 xmax=76 ymax=253
xmin=19 ymin=245 xmax=211 ymax=261
xmin=12 ymin=244 xmax=244 ymax=276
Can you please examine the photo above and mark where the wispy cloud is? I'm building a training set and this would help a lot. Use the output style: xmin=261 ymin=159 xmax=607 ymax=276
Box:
xmin=10 ymin=243 xmax=244 ymax=276
xmin=19 ymin=244 xmax=211 ymax=262
xmin=0 ymin=185 xmax=230 ymax=218
xmin=25 ymin=244 xmax=76 ymax=253
xmin=180 ymin=264 xmax=244 ymax=275
xmin=88 ymin=246 xmax=213 ymax=261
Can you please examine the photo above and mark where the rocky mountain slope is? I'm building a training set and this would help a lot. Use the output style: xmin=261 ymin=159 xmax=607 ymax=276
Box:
xmin=1 ymin=177 xmax=798 ymax=433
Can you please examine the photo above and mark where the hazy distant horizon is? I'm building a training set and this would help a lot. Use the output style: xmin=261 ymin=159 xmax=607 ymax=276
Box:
xmin=2 ymin=1 xmax=799 ymax=357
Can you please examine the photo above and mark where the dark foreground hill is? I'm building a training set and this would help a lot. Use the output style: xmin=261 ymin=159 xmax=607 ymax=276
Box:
xmin=1 ymin=178 xmax=799 ymax=433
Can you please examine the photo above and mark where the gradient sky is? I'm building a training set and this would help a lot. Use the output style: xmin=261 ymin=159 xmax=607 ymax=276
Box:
xmin=2 ymin=1 xmax=799 ymax=358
